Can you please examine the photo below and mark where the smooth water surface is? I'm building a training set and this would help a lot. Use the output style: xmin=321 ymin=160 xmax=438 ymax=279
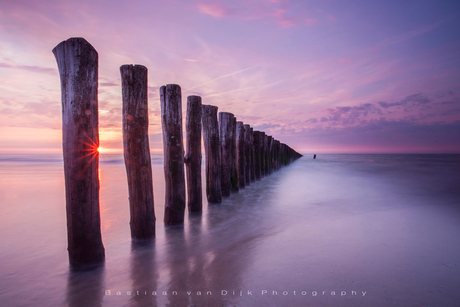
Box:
xmin=0 ymin=154 xmax=459 ymax=306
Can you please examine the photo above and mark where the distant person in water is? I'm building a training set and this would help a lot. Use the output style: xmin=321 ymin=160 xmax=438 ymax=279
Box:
xmin=313 ymin=154 xmax=316 ymax=159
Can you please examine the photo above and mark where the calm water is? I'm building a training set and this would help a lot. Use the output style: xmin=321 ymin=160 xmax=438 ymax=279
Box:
xmin=0 ymin=154 xmax=459 ymax=307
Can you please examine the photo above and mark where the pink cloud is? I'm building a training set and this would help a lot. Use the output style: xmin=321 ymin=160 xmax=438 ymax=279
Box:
xmin=273 ymin=8 xmax=287 ymax=18
xmin=278 ymin=17 xmax=296 ymax=28
xmin=339 ymin=59 xmax=351 ymax=64
xmin=196 ymin=0 xmax=317 ymax=28
xmin=304 ymin=18 xmax=317 ymax=26
xmin=197 ymin=3 xmax=230 ymax=18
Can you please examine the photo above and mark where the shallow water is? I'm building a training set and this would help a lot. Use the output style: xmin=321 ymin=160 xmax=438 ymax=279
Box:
xmin=0 ymin=154 xmax=459 ymax=306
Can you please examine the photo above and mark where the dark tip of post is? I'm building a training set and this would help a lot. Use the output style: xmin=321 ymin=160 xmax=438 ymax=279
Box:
xmin=120 ymin=64 xmax=147 ymax=71
xmin=52 ymin=37 xmax=96 ymax=57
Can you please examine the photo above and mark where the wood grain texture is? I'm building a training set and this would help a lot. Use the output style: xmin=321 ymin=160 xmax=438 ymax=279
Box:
xmin=53 ymin=37 xmax=105 ymax=268
xmin=185 ymin=96 xmax=203 ymax=213
xmin=202 ymin=105 xmax=222 ymax=203
xmin=160 ymin=84 xmax=186 ymax=225
xmin=120 ymin=64 xmax=155 ymax=240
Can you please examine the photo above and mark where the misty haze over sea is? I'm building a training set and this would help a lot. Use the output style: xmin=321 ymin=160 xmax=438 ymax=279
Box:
xmin=0 ymin=153 xmax=459 ymax=306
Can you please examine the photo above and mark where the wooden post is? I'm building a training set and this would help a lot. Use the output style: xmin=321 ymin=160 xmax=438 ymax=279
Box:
xmin=120 ymin=64 xmax=155 ymax=240
xmin=261 ymin=132 xmax=267 ymax=177
xmin=267 ymin=136 xmax=273 ymax=175
xmin=243 ymin=124 xmax=251 ymax=185
xmin=280 ymin=143 xmax=287 ymax=166
xmin=53 ymin=37 xmax=105 ymax=267
xmin=202 ymin=105 xmax=222 ymax=203
xmin=249 ymin=127 xmax=255 ymax=182
xmin=219 ymin=112 xmax=235 ymax=197
xmin=230 ymin=116 xmax=239 ymax=192
xmin=185 ymin=96 xmax=202 ymax=213
xmin=160 ymin=84 xmax=186 ymax=225
xmin=253 ymin=131 xmax=261 ymax=180
xmin=236 ymin=121 xmax=245 ymax=188
xmin=273 ymin=140 xmax=280 ymax=170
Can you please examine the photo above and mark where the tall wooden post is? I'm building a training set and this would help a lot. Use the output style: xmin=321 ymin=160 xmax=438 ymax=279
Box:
xmin=230 ymin=116 xmax=239 ymax=192
xmin=265 ymin=135 xmax=270 ymax=174
xmin=249 ymin=127 xmax=255 ymax=182
xmin=185 ymin=96 xmax=202 ymax=213
xmin=120 ymin=64 xmax=155 ymax=240
xmin=160 ymin=84 xmax=186 ymax=225
xmin=273 ymin=140 xmax=280 ymax=171
xmin=253 ymin=131 xmax=261 ymax=180
xmin=280 ymin=143 xmax=286 ymax=166
xmin=219 ymin=112 xmax=235 ymax=197
xmin=243 ymin=124 xmax=251 ymax=185
xmin=260 ymin=132 xmax=267 ymax=177
xmin=202 ymin=105 xmax=222 ymax=203
xmin=267 ymin=136 xmax=273 ymax=174
xmin=53 ymin=37 xmax=105 ymax=267
xmin=236 ymin=121 xmax=245 ymax=188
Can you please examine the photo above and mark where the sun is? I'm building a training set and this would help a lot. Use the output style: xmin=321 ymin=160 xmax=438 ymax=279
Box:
xmin=97 ymin=147 xmax=103 ymax=153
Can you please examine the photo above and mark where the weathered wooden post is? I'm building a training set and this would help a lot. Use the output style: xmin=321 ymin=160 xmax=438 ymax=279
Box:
xmin=219 ymin=112 xmax=235 ymax=197
xmin=53 ymin=37 xmax=105 ymax=267
xmin=249 ymin=127 xmax=255 ymax=182
xmin=273 ymin=140 xmax=280 ymax=171
xmin=288 ymin=145 xmax=292 ymax=163
xmin=280 ymin=143 xmax=287 ymax=166
xmin=243 ymin=124 xmax=251 ymax=185
xmin=120 ymin=64 xmax=155 ymax=240
xmin=230 ymin=117 xmax=239 ymax=192
xmin=267 ymin=136 xmax=273 ymax=175
xmin=160 ymin=84 xmax=186 ymax=225
xmin=253 ymin=131 xmax=261 ymax=180
xmin=236 ymin=121 xmax=246 ymax=188
xmin=260 ymin=132 xmax=267 ymax=177
xmin=185 ymin=96 xmax=202 ymax=213
xmin=279 ymin=143 xmax=284 ymax=166
xmin=202 ymin=105 xmax=222 ymax=203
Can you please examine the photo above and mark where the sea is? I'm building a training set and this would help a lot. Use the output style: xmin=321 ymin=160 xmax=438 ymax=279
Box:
xmin=0 ymin=153 xmax=459 ymax=307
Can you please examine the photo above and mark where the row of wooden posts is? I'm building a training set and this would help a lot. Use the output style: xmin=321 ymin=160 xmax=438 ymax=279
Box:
xmin=53 ymin=37 xmax=301 ymax=268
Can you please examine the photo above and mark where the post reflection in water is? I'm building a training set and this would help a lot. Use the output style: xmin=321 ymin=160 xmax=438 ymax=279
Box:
xmin=201 ymin=203 xmax=255 ymax=306
xmin=66 ymin=265 xmax=105 ymax=307
xmin=129 ymin=240 xmax=158 ymax=307
xmin=160 ymin=202 xmax=263 ymax=307
xmin=164 ymin=226 xmax=189 ymax=306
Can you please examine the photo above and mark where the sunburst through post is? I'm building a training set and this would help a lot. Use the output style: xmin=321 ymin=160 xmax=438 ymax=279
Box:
xmin=53 ymin=37 xmax=105 ymax=269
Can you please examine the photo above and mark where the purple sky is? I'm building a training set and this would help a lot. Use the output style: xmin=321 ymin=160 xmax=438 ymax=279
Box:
xmin=0 ymin=0 xmax=459 ymax=153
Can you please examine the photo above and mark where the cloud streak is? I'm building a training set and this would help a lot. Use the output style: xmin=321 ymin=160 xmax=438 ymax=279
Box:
xmin=0 ymin=63 xmax=57 ymax=75
xmin=196 ymin=0 xmax=318 ymax=27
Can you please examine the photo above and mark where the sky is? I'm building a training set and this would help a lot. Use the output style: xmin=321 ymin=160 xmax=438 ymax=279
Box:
xmin=0 ymin=0 xmax=459 ymax=154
